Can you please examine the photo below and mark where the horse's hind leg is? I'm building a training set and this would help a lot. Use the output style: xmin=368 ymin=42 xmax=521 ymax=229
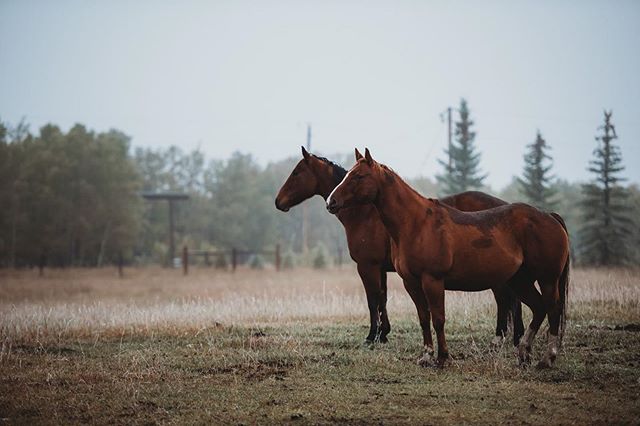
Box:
xmin=492 ymin=285 xmax=524 ymax=348
xmin=538 ymin=279 xmax=561 ymax=368
xmin=511 ymin=276 xmax=546 ymax=365
xmin=402 ymin=277 xmax=434 ymax=365
xmin=491 ymin=287 xmax=510 ymax=346
xmin=512 ymin=296 xmax=525 ymax=348
xmin=357 ymin=263 xmax=384 ymax=344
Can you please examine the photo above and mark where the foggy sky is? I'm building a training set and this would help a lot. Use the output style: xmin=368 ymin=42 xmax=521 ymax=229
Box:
xmin=1 ymin=0 xmax=638 ymax=189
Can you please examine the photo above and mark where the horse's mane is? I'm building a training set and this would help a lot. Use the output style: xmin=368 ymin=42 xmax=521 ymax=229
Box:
xmin=377 ymin=162 xmax=427 ymax=201
xmin=314 ymin=154 xmax=347 ymax=181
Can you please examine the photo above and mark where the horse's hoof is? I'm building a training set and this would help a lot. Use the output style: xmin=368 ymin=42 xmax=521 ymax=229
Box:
xmin=517 ymin=344 xmax=531 ymax=365
xmin=536 ymin=358 xmax=553 ymax=369
xmin=490 ymin=335 xmax=505 ymax=349
xmin=379 ymin=335 xmax=389 ymax=344
xmin=537 ymin=352 xmax=556 ymax=369
xmin=417 ymin=352 xmax=435 ymax=367
xmin=436 ymin=357 xmax=450 ymax=368
xmin=362 ymin=339 xmax=375 ymax=349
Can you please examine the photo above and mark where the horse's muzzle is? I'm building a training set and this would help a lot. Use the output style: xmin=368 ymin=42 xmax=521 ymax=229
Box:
xmin=275 ymin=197 xmax=289 ymax=212
xmin=326 ymin=198 xmax=341 ymax=214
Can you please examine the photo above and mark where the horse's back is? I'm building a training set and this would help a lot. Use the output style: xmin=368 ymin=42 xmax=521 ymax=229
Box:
xmin=442 ymin=202 xmax=568 ymax=283
xmin=441 ymin=191 xmax=508 ymax=212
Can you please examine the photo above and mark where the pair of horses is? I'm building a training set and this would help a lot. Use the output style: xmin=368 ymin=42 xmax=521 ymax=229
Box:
xmin=276 ymin=147 xmax=523 ymax=349
xmin=276 ymin=147 xmax=569 ymax=368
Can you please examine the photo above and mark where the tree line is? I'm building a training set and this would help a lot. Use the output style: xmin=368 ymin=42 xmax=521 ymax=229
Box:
xmin=0 ymin=107 xmax=638 ymax=269
xmin=436 ymin=99 xmax=639 ymax=266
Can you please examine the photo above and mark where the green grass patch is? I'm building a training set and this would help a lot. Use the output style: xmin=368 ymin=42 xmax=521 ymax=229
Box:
xmin=2 ymin=319 xmax=639 ymax=424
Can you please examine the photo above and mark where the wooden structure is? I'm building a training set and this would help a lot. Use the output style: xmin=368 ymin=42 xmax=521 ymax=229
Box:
xmin=181 ymin=245 xmax=281 ymax=274
xmin=141 ymin=192 xmax=189 ymax=266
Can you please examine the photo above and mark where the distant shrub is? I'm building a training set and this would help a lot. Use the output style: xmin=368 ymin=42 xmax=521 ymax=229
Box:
xmin=249 ymin=254 xmax=265 ymax=269
xmin=312 ymin=242 xmax=330 ymax=269
xmin=215 ymin=253 xmax=228 ymax=269
xmin=152 ymin=242 xmax=168 ymax=265
xmin=282 ymin=250 xmax=296 ymax=269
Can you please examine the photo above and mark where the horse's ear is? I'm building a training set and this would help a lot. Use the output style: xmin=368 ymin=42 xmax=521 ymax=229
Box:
xmin=354 ymin=148 xmax=363 ymax=161
xmin=301 ymin=146 xmax=311 ymax=162
xmin=364 ymin=148 xmax=374 ymax=164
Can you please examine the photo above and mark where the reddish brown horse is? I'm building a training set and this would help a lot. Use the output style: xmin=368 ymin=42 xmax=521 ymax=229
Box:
xmin=327 ymin=149 xmax=569 ymax=368
xmin=275 ymin=147 xmax=523 ymax=349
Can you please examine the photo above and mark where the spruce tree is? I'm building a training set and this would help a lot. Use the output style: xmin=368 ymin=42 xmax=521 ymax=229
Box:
xmin=579 ymin=110 xmax=634 ymax=266
xmin=517 ymin=131 xmax=557 ymax=211
xmin=437 ymin=99 xmax=486 ymax=195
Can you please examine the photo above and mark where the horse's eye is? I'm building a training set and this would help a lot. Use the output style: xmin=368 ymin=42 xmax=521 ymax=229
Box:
xmin=353 ymin=175 xmax=364 ymax=180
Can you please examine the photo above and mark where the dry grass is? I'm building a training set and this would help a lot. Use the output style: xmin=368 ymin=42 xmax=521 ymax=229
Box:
xmin=1 ymin=267 xmax=639 ymax=424
xmin=1 ymin=266 xmax=638 ymax=342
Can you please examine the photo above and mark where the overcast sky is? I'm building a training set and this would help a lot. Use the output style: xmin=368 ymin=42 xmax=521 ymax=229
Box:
xmin=1 ymin=0 xmax=638 ymax=189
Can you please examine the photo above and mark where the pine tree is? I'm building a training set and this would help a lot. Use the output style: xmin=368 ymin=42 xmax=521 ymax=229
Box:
xmin=579 ymin=110 xmax=634 ymax=266
xmin=437 ymin=99 xmax=486 ymax=195
xmin=517 ymin=131 xmax=557 ymax=211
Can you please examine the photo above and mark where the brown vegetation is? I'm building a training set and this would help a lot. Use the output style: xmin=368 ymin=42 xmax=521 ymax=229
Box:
xmin=1 ymin=267 xmax=639 ymax=424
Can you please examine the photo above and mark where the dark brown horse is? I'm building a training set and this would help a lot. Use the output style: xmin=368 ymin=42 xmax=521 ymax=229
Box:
xmin=327 ymin=149 xmax=569 ymax=368
xmin=275 ymin=147 xmax=524 ymax=349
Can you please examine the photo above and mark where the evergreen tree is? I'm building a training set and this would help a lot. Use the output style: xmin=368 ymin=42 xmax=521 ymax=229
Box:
xmin=517 ymin=131 xmax=557 ymax=210
xmin=579 ymin=110 xmax=634 ymax=266
xmin=437 ymin=99 xmax=486 ymax=195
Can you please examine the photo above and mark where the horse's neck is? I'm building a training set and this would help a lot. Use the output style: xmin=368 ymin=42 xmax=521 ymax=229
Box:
xmin=375 ymin=174 xmax=432 ymax=243
xmin=317 ymin=169 xmax=344 ymax=200
xmin=336 ymin=203 xmax=377 ymax=227
xmin=319 ymin=168 xmax=364 ymax=229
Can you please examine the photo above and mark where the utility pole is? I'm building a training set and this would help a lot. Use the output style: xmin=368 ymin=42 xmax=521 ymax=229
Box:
xmin=440 ymin=106 xmax=454 ymax=169
xmin=302 ymin=124 xmax=311 ymax=256
xmin=141 ymin=192 xmax=189 ymax=267
xmin=447 ymin=107 xmax=452 ymax=169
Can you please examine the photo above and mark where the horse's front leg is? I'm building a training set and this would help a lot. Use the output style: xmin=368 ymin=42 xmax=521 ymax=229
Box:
xmin=379 ymin=271 xmax=391 ymax=343
xmin=422 ymin=274 xmax=449 ymax=367
xmin=402 ymin=277 xmax=433 ymax=365
xmin=357 ymin=263 xmax=384 ymax=345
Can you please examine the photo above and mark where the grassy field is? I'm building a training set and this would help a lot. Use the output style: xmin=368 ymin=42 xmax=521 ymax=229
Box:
xmin=1 ymin=267 xmax=639 ymax=424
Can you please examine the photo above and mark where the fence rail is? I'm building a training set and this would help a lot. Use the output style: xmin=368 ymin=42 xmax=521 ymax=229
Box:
xmin=181 ymin=245 xmax=281 ymax=275
xmin=30 ymin=246 xmax=282 ymax=278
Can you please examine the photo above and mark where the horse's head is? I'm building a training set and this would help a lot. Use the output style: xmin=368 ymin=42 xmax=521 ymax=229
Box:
xmin=275 ymin=146 xmax=335 ymax=212
xmin=327 ymin=148 xmax=380 ymax=214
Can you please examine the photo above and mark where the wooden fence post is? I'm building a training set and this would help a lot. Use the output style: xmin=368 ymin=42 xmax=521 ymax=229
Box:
xmin=204 ymin=251 xmax=210 ymax=266
xmin=183 ymin=245 xmax=188 ymax=276
xmin=38 ymin=252 xmax=46 ymax=277
xmin=275 ymin=244 xmax=281 ymax=271
xmin=118 ymin=252 xmax=124 ymax=278
xmin=232 ymin=248 xmax=237 ymax=272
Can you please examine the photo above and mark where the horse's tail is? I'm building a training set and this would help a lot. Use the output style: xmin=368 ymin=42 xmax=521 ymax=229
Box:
xmin=550 ymin=212 xmax=570 ymax=346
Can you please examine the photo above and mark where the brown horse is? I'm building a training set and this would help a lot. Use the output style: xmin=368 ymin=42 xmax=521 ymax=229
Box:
xmin=275 ymin=147 xmax=524 ymax=349
xmin=327 ymin=149 xmax=569 ymax=368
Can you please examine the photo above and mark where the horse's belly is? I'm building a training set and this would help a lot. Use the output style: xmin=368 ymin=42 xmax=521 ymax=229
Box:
xmin=444 ymin=276 xmax=505 ymax=292
xmin=447 ymin=250 xmax=521 ymax=290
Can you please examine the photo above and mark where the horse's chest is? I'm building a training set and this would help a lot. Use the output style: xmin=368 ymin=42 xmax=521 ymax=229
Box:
xmin=345 ymin=229 xmax=387 ymax=264
xmin=393 ymin=236 xmax=450 ymax=279
xmin=393 ymin=247 xmax=426 ymax=279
